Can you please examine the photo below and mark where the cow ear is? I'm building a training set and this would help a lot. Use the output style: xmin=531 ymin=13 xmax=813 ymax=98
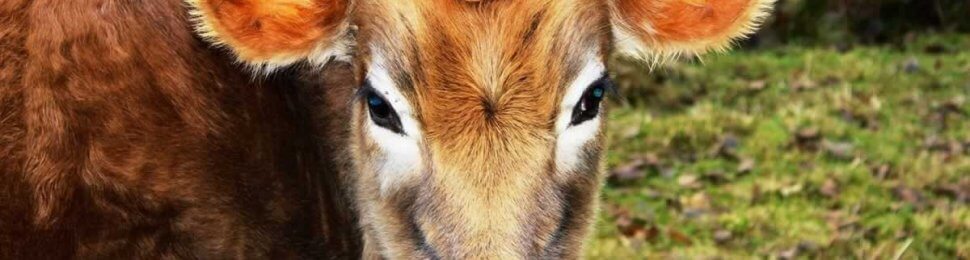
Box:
xmin=609 ymin=0 xmax=773 ymax=63
xmin=187 ymin=0 xmax=352 ymax=70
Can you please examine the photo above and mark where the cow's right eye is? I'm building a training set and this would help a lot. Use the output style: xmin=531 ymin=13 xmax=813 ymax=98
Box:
xmin=365 ymin=90 xmax=404 ymax=135
xmin=569 ymin=76 xmax=610 ymax=126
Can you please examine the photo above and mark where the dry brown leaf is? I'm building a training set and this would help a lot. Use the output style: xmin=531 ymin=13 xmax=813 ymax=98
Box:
xmin=738 ymin=158 xmax=756 ymax=174
xmin=893 ymin=185 xmax=927 ymax=210
xmin=684 ymin=192 xmax=711 ymax=209
xmin=667 ymin=228 xmax=693 ymax=245
xmin=820 ymin=178 xmax=840 ymax=198
xmin=932 ymin=179 xmax=969 ymax=203
xmin=871 ymin=164 xmax=893 ymax=180
xmin=795 ymin=127 xmax=822 ymax=150
xmin=825 ymin=210 xmax=860 ymax=233
xmin=791 ymin=75 xmax=818 ymax=91
xmin=903 ymin=57 xmax=920 ymax=74
xmin=750 ymin=184 xmax=764 ymax=205
xmin=778 ymin=246 xmax=799 ymax=260
xmin=712 ymin=134 xmax=742 ymax=160
xmin=822 ymin=140 xmax=855 ymax=160
xmin=678 ymin=174 xmax=701 ymax=189
xmin=781 ymin=183 xmax=804 ymax=196
xmin=713 ymin=229 xmax=732 ymax=244
xmin=702 ymin=170 xmax=730 ymax=184
xmin=748 ymin=80 xmax=767 ymax=91
xmin=609 ymin=159 xmax=646 ymax=184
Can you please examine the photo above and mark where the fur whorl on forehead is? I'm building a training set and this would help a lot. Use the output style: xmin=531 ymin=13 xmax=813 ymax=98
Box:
xmin=610 ymin=0 xmax=775 ymax=65
xmin=186 ymin=0 xmax=353 ymax=72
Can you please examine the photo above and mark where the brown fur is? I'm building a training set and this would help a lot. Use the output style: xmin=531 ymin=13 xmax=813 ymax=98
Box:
xmin=0 ymin=0 xmax=359 ymax=258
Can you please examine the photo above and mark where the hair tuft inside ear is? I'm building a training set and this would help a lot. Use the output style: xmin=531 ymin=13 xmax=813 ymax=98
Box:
xmin=610 ymin=0 xmax=775 ymax=64
xmin=185 ymin=0 xmax=352 ymax=73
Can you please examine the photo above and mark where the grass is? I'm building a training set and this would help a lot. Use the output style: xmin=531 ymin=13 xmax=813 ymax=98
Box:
xmin=588 ymin=34 xmax=970 ymax=259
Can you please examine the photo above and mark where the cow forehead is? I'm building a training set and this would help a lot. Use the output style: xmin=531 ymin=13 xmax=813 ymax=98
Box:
xmin=357 ymin=0 xmax=609 ymax=139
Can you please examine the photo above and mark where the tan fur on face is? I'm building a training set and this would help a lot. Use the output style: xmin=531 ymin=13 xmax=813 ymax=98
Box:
xmin=351 ymin=0 xmax=610 ymax=258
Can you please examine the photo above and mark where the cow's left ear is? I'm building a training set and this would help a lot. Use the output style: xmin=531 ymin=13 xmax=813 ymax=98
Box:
xmin=187 ymin=0 xmax=352 ymax=70
xmin=609 ymin=0 xmax=774 ymax=63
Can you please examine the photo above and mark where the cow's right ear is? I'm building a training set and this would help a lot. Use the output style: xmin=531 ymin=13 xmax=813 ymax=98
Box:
xmin=608 ymin=0 xmax=773 ymax=64
xmin=187 ymin=0 xmax=352 ymax=70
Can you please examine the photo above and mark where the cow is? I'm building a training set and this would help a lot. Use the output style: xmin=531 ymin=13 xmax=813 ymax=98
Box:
xmin=0 ymin=0 xmax=771 ymax=258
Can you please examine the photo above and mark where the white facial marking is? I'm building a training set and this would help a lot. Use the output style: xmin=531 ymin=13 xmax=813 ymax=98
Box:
xmin=554 ymin=55 xmax=606 ymax=173
xmin=366 ymin=52 xmax=423 ymax=196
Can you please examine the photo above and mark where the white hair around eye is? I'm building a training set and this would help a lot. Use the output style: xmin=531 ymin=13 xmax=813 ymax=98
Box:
xmin=365 ymin=51 xmax=423 ymax=196
xmin=554 ymin=54 xmax=606 ymax=174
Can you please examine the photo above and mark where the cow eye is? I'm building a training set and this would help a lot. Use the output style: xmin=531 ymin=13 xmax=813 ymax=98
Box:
xmin=365 ymin=89 xmax=405 ymax=134
xmin=569 ymin=77 xmax=610 ymax=126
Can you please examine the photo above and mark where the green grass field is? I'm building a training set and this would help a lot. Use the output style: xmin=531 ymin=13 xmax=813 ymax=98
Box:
xmin=588 ymin=34 xmax=969 ymax=259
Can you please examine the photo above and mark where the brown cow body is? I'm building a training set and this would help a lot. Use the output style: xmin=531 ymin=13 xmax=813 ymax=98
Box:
xmin=0 ymin=0 xmax=359 ymax=257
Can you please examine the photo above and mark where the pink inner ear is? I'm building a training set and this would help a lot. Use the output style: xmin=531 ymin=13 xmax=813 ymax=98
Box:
xmin=618 ymin=0 xmax=752 ymax=43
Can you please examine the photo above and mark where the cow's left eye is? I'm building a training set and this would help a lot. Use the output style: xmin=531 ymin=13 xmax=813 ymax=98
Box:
xmin=569 ymin=77 xmax=610 ymax=126
xmin=365 ymin=89 xmax=405 ymax=134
